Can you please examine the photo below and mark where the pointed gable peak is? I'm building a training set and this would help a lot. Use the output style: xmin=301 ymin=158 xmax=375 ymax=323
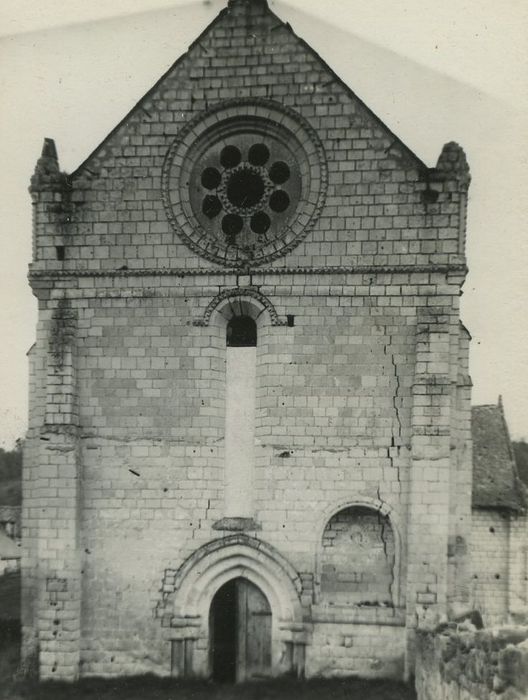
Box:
xmin=30 ymin=137 xmax=64 ymax=193
xmin=41 ymin=137 xmax=58 ymax=161
xmin=228 ymin=0 xmax=269 ymax=9
xmin=72 ymin=0 xmax=428 ymax=180
xmin=226 ymin=0 xmax=271 ymax=22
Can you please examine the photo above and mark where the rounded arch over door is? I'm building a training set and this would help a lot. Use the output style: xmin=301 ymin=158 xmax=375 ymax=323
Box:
xmin=159 ymin=535 xmax=307 ymax=679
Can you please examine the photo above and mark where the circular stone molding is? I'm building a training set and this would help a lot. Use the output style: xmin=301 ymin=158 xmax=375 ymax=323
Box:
xmin=162 ymin=99 xmax=327 ymax=267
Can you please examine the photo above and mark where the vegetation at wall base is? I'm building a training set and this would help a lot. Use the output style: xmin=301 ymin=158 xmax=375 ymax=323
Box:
xmin=0 ymin=674 xmax=417 ymax=700
xmin=0 ymin=443 xmax=22 ymax=506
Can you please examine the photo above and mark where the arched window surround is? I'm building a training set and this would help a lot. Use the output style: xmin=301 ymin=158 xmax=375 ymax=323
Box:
xmin=314 ymin=497 xmax=404 ymax=608
xmin=193 ymin=287 xmax=288 ymax=328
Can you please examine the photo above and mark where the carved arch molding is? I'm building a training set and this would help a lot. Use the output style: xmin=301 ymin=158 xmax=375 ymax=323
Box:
xmin=316 ymin=498 xmax=404 ymax=609
xmin=162 ymin=98 xmax=328 ymax=267
xmin=155 ymin=535 xmax=309 ymax=678
xmin=193 ymin=286 xmax=288 ymax=327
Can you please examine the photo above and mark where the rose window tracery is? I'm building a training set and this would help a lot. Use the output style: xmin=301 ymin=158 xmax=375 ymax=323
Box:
xmin=162 ymin=99 xmax=327 ymax=266
xmin=196 ymin=141 xmax=297 ymax=247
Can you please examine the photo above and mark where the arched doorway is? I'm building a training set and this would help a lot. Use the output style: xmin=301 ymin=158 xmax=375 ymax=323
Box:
xmin=156 ymin=535 xmax=306 ymax=678
xmin=209 ymin=577 xmax=272 ymax=683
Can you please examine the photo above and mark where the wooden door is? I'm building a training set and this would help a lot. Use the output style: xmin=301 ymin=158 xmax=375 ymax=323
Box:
xmin=210 ymin=579 xmax=238 ymax=683
xmin=236 ymin=579 xmax=272 ymax=682
xmin=210 ymin=577 xmax=272 ymax=683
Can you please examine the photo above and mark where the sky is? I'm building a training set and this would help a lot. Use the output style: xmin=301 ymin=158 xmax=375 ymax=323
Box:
xmin=0 ymin=0 xmax=527 ymax=448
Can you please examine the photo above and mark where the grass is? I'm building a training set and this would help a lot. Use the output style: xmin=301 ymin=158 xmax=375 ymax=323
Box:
xmin=0 ymin=575 xmax=415 ymax=699
xmin=0 ymin=478 xmax=21 ymax=507
xmin=0 ymin=620 xmax=20 ymax=698
xmin=1 ymin=675 xmax=416 ymax=700
xmin=0 ymin=635 xmax=416 ymax=700
xmin=0 ymin=631 xmax=416 ymax=700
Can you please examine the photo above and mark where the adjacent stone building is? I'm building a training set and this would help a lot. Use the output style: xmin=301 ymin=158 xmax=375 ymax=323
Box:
xmin=470 ymin=401 xmax=528 ymax=628
xmin=22 ymin=0 xmax=524 ymax=684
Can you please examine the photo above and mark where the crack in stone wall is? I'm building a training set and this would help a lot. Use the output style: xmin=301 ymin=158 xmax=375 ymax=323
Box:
xmin=384 ymin=339 xmax=403 ymax=497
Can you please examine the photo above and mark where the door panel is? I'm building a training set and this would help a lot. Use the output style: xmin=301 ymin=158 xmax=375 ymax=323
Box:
xmin=237 ymin=579 xmax=272 ymax=681
xmin=210 ymin=577 xmax=272 ymax=683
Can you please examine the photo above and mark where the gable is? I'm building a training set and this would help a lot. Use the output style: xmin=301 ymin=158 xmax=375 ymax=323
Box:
xmin=472 ymin=403 xmax=527 ymax=512
xmin=30 ymin=0 xmax=470 ymax=274
xmin=72 ymin=0 xmax=425 ymax=181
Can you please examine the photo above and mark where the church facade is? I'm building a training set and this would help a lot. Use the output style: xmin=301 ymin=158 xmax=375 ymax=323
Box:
xmin=22 ymin=0 xmax=486 ymax=683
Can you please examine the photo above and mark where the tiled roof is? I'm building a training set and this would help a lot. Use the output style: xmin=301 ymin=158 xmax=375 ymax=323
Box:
xmin=472 ymin=401 xmax=527 ymax=512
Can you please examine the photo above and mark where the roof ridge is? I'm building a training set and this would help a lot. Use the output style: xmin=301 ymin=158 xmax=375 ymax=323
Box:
xmin=68 ymin=0 xmax=431 ymax=179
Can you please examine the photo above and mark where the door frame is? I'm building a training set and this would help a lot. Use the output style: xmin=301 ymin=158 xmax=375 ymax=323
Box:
xmin=157 ymin=535 xmax=308 ymax=679
xmin=209 ymin=576 xmax=273 ymax=683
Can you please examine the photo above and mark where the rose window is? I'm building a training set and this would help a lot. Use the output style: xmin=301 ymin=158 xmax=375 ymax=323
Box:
xmin=162 ymin=100 xmax=327 ymax=266
xmin=196 ymin=141 xmax=298 ymax=248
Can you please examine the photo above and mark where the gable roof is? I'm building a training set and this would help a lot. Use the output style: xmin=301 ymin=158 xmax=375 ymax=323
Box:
xmin=472 ymin=401 xmax=527 ymax=512
xmin=71 ymin=0 xmax=428 ymax=180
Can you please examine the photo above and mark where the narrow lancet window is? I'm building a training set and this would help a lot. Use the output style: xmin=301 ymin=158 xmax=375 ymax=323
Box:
xmin=225 ymin=315 xmax=257 ymax=518
xmin=226 ymin=316 xmax=257 ymax=347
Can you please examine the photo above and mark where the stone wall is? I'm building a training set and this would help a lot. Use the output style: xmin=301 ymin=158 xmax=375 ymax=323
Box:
xmin=308 ymin=621 xmax=405 ymax=679
xmin=23 ymin=0 xmax=472 ymax=682
xmin=470 ymin=511 xmax=528 ymax=628
xmin=470 ymin=512 xmax=510 ymax=627
xmin=321 ymin=506 xmax=395 ymax=604
xmin=24 ymin=271 xmax=469 ymax=680
xmin=508 ymin=515 xmax=528 ymax=623
xmin=415 ymin=626 xmax=528 ymax=700
xmin=29 ymin=0 xmax=469 ymax=275
xmin=71 ymin=285 xmax=416 ymax=677
xmin=447 ymin=323 xmax=473 ymax=608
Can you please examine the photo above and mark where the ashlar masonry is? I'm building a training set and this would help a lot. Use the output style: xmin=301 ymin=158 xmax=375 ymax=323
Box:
xmin=23 ymin=0 xmax=502 ymax=683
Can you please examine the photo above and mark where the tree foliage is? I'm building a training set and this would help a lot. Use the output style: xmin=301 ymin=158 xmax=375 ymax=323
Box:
xmin=0 ymin=442 xmax=22 ymax=505
xmin=0 ymin=442 xmax=22 ymax=482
